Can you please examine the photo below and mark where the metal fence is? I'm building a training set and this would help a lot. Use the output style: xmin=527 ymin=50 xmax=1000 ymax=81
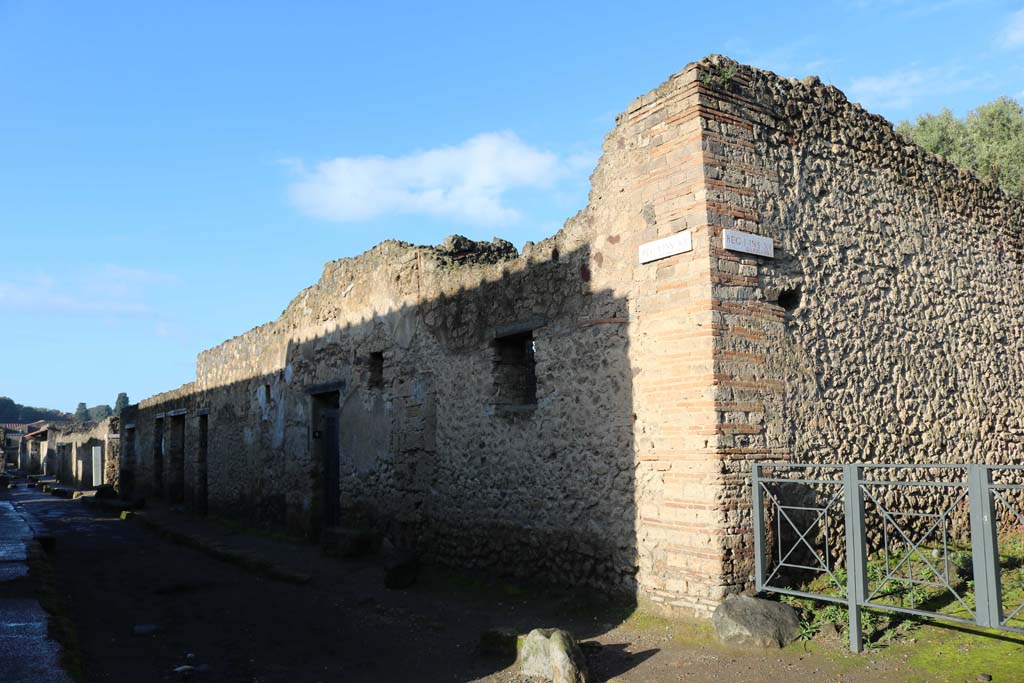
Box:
xmin=752 ymin=462 xmax=1024 ymax=652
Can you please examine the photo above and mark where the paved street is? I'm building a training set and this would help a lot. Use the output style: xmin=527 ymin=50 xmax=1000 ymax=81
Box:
xmin=0 ymin=495 xmax=71 ymax=683
xmin=0 ymin=477 xmax=978 ymax=683
xmin=3 ymin=482 xmax=520 ymax=682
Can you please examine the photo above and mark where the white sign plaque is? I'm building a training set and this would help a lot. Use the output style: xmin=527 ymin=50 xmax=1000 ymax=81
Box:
xmin=638 ymin=230 xmax=692 ymax=264
xmin=722 ymin=229 xmax=774 ymax=258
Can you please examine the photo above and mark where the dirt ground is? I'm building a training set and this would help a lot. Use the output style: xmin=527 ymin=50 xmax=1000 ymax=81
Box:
xmin=4 ymin=483 xmax=1020 ymax=683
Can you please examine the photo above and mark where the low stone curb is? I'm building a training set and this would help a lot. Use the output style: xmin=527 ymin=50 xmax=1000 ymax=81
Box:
xmin=78 ymin=497 xmax=134 ymax=514
xmin=129 ymin=513 xmax=312 ymax=585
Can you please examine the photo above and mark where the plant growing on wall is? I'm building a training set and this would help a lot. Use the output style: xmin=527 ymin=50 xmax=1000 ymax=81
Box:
xmin=698 ymin=57 xmax=739 ymax=89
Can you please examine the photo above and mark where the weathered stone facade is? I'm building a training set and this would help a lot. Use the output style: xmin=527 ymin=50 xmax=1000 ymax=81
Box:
xmin=694 ymin=56 xmax=1024 ymax=600
xmin=53 ymin=418 xmax=120 ymax=490
xmin=122 ymin=56 xmax=1024 ymax=616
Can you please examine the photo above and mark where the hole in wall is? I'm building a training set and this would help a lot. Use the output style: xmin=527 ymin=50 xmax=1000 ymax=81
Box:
xmin=493 ymin=330 xmax=537 ymax=407
xmin=778 ymin=287 xmax=801 ymax=313
xmin=368 ymin=351 xmax=384 ymax=388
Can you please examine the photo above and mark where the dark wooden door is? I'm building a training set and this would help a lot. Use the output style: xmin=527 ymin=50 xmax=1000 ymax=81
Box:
xmin=196 ymin=415 xmax=208 ymax=516
xmin=322 ymin=409 xmax=340 ymax=529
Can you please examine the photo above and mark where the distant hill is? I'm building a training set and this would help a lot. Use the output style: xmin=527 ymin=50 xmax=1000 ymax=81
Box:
xmin=0 ymin=396 xmax=71 ymax=424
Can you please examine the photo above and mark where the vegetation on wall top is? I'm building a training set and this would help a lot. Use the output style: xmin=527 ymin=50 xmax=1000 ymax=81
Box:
xmin=897 ymin=96 xmax=1024 ymax=199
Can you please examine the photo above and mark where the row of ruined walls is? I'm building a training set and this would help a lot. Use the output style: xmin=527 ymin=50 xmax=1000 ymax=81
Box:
xmin=124 ymin=239 xmax=643 ymax=591
xmin=126 ymin=150 xmax=675 ymax=607
xmin=118 ymin=55 xmax=1024 ymax=617
xmin=120 ymin=58 xmax=725 ymax=611
xmin=47 ymin=417 xmax=121 ymax=490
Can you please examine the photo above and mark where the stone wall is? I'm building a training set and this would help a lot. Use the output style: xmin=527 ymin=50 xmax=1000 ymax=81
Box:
xmin=124 ymin=56 xmax=723 ymax=603
xmin=54 ymin=418 xmax=120 ymax=490
xmin=129 ymin=235 xmax=646 ymax=591
xmin=692 ymin=55 xmax=1024 ymax=598
xmin=121 ymin=55 xmax=1024 ymax=617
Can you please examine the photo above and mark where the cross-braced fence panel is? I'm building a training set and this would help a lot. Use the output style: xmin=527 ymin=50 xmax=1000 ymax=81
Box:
xmin=752 ymin=462 xmax=1024 ymax=651
xmin=753 ymin=463 xmax=848 ymax=604
xmin=859 ymin=465 xmax=976 ymax=624
xmin=989 ymin=466 xmax=1024 ymax=633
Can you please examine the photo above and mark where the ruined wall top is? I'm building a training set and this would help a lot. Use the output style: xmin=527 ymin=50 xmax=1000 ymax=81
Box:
xmin=138 ymin=54 xmax=1023 ymax=404
xmin=53 ymin=416 xmax=118 ymax=441
xmin=189 ymin=230 xmax=579 ymax=391
xmin=693 ymin=54 xmax=1024 ymax=245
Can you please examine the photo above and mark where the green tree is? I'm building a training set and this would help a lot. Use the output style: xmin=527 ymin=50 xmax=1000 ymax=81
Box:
xmin=0 ymin=397 xmax=17 ymax=422
xmin=88 ymin=405 xmax=113 ymax=421
xmin=74 ymin=402 xmax=89 ymax=423
xmin=0 ymin=396 xmax=70 ymax=423
xmin=968 ymin=97 xmax=1024 ymax=197
xmin=114 ymin=392 xmax=129 ymax=416
xmin=897 ymin=97 xmax=1024 ymax=199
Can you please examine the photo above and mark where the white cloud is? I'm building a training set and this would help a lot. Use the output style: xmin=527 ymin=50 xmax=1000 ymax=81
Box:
xmin=847 ymin=64 xmax=984 ymax=112
xmin=1004 ymin=9 xmax=1024 ymax=48
xmin=0 ymin=265 xmax=175 ymax=317
xmin=287 ymin=132 xmax=575 ymax=226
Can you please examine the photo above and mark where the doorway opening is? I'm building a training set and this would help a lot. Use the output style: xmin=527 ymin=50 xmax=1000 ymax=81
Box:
xmin=310 ymin=390 xmax=340 ymax=540
xmin=153 ymin=418 xmax=165 ymax=497
xmin=169 ymin=415 xmax=186 ymax=504
xmin=196 ymin=414 xmax=209 ymax=516
xmin=121 ymin=427 xmax=136 ymax=499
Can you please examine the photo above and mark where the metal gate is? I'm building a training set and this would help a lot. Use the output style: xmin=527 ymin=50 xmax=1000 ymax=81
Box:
xmin=752 ymin=463 xmax=1024 ymax=652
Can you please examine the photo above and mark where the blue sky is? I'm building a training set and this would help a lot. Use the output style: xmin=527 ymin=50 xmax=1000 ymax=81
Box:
xmin=2 ymin=0 xmax=1023 ymax=413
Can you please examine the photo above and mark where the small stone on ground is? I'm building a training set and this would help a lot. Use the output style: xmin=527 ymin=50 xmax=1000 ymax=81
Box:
xmin=519 ymin=628 xmax=588 ymax=683
xmin=712 ymin=595 xmax=800 ymax=649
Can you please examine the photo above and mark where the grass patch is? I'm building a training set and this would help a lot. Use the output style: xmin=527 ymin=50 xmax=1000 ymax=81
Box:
xmin=778 ymin=529 xmax=1024 ymax=649
xmin=905 ymin=626 xmax=1024 ymax=683
xmin=898 ymin=623 xmax=1024 ymax=683
xmin=766 ymin=527 xmax=1024 ymax=683
xmin=618 ymin=603 xmax=719 ymax=649
xmin=621 ymin=606 xmax=677 ymax=632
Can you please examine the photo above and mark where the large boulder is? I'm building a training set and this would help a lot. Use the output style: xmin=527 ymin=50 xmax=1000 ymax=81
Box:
xmin=712 ymin=595 xmax=800 ymax=648
xmin=519 ymin=628 xmax=588 ymax=683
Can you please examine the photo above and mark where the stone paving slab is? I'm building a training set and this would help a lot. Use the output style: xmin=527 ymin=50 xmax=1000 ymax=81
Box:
xmin=0 ymin=501 xmax=33 ymax=540
xmin=0 ymin=598 xmax=72 ymax=683
xmin=0 ymin=502 xmax=31 ymax=582
xmin=0 ymin=540 xmax=28 ymax=562
xmin=0 ymin=492 xmax=73 ymax=682
xmin=0 ymin=562 xmax=29 ymax=581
